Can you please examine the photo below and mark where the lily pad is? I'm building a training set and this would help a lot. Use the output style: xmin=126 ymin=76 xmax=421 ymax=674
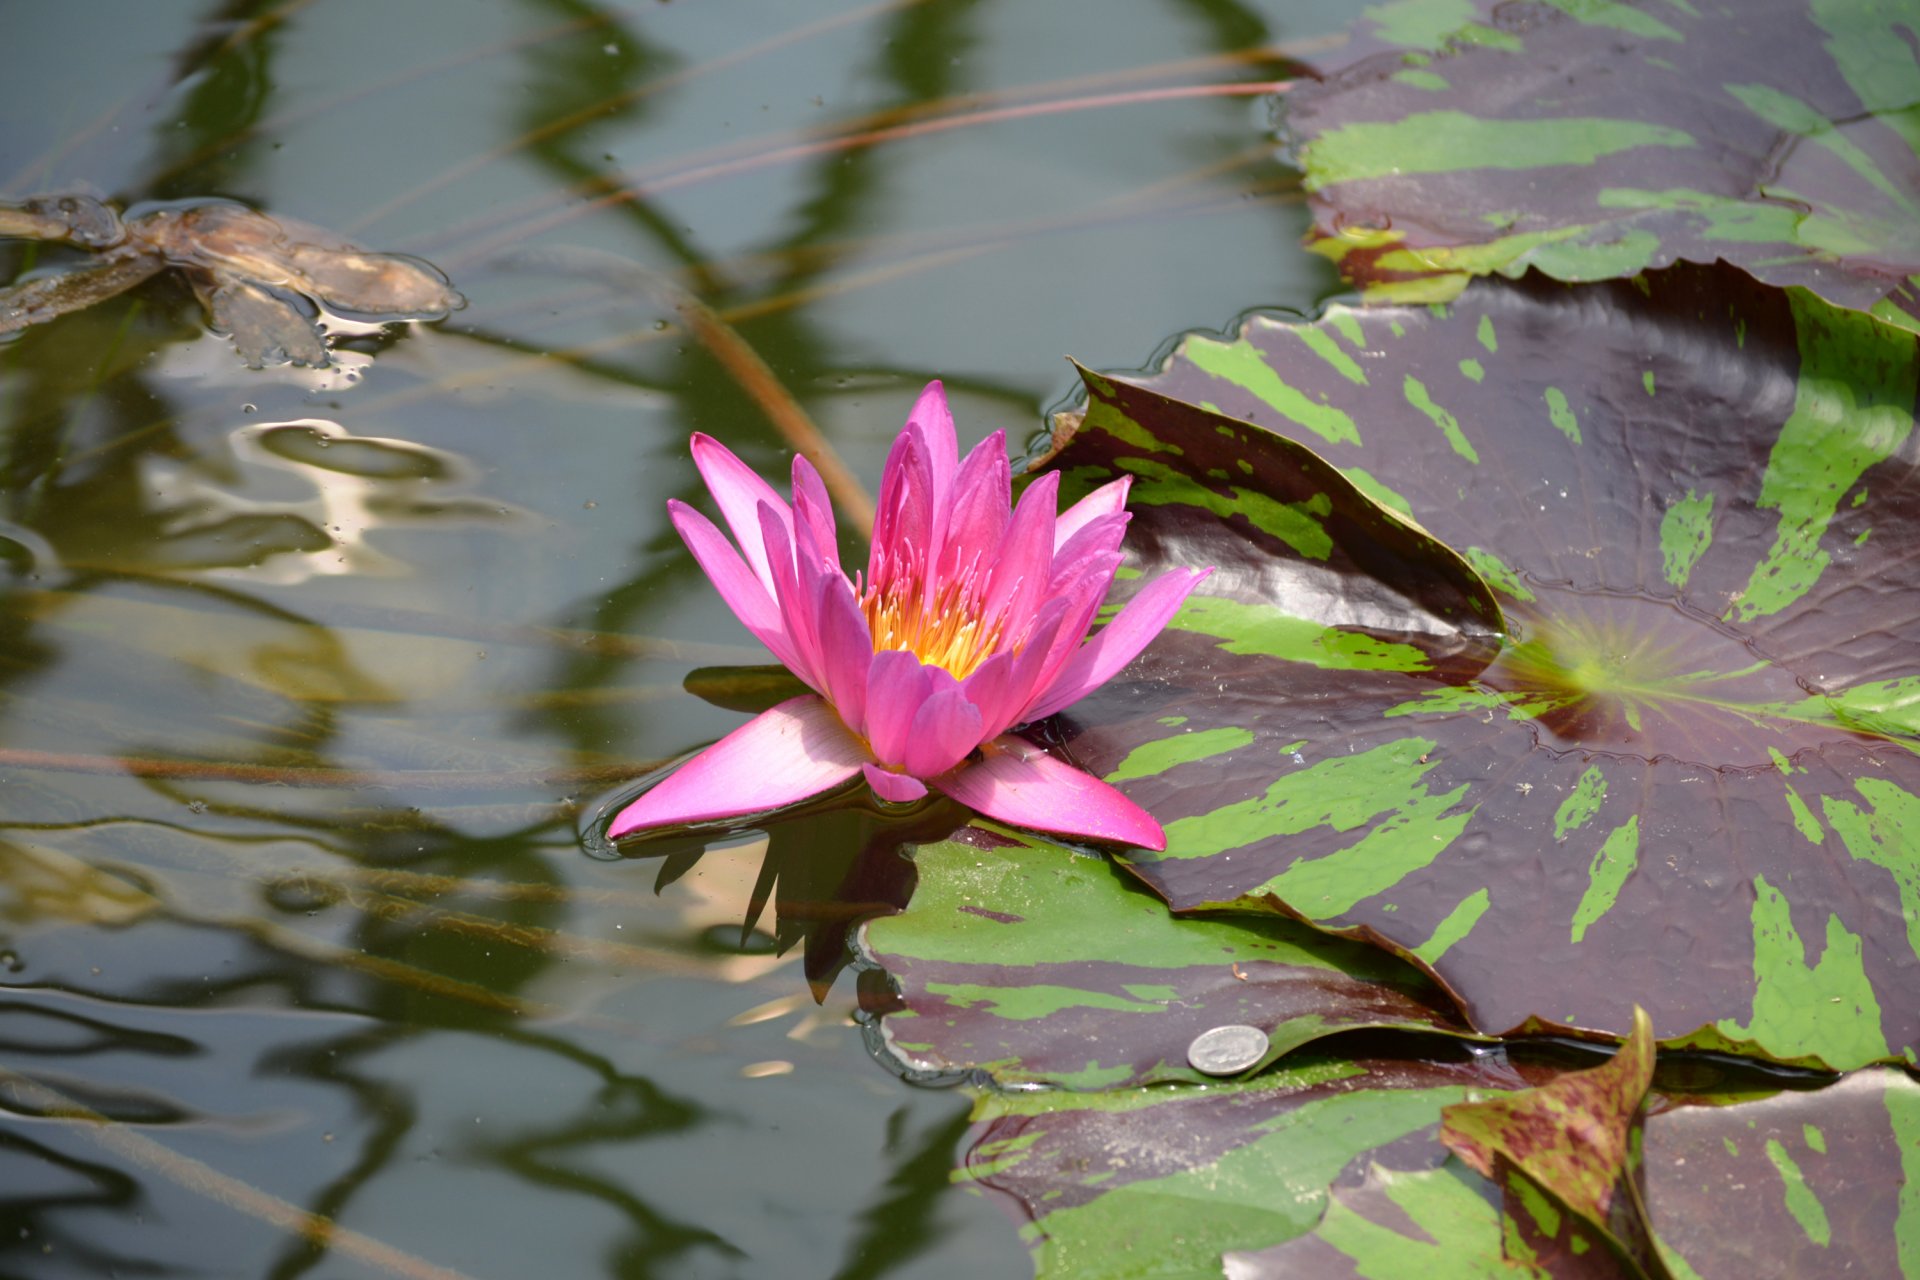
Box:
xmin=859 ymin=827 xmax=1475 ymax=1088
xmin=965 ymin=1051 xmax=1920 ymax=1279
xmin=959 ymin=1051 xmax=1527 ymax=1279
xmin=1284 ymin=0 xmax=1920 ymax=332
xmin=1033 ymin=262 xmax=1920 ymax=1070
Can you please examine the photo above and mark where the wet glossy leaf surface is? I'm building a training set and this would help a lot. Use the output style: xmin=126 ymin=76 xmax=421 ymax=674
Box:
xmin=1035 ymin=262 xmax=1920 ymax=1069
xmin=1284 ymin=0 xmax=1920 ymax=331
xmin=965 ymin=1047 xmax=1920 ymax=1279
xmin=860 ymin=826 xmax=1475 ymax=1088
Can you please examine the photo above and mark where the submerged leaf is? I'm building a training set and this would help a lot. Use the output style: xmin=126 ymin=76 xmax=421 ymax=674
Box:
xmin=1285 ymin=0 xmax=1920 ymax=331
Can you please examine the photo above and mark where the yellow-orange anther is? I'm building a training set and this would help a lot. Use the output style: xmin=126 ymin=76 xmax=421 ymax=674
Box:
xmin=861 ymin=577 xmax=1004 ymax=679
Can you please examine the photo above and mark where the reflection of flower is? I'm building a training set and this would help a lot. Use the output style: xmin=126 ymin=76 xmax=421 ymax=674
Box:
xmin=611 ymin=382 xmax=1209 ymax=849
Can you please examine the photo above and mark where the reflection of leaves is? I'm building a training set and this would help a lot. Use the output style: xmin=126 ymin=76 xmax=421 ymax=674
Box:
xmin=1284 ymin=0 xmax=1920 ymax=331
xmin=1023 ymin=263 xmax=1920 ymax=1069
xmin=0 ymin=840 xmax=155 ymax=928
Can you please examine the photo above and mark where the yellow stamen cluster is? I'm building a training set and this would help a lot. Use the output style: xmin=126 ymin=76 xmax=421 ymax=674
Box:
xmin=862 ymin=576 xmax=1004 ymax=678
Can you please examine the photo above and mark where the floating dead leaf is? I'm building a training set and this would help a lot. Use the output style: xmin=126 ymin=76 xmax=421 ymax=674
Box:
xmin=1 ymin=194 xmax=462 ymax=368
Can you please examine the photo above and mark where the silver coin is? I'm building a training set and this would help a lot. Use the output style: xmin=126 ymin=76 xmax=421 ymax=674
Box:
xmin=1186 ymin=1024 xmax=1269 ymax=1076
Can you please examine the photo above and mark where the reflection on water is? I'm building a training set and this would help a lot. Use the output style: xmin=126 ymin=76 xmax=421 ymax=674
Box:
xmin=0 ymin=1 xmax=1342 ymax=1274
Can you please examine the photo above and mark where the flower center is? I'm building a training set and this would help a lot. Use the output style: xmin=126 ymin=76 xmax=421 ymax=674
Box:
xmin=861 ymin=576 xmax=1003 ymax=678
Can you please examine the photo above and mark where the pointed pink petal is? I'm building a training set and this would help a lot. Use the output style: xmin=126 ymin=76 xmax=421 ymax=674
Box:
xmin=906 ymin=379 xmax=959 ymax=529
xmin=1053 ymin=476 xmax=1131 ymax=551
xmin=814 ymin=574 xmax=872 ymax=734
xmin=607 ymin=696 xmax=866 ymax=837
xmin=981 ymin=598 xmax=1070 ymax=739
xmin=868 ymin=430 xmax=934 ymax=592
xmin=938 ymin=430 xmax=1010 ymax=583
xmin=757 ymin=502 xmax=826 ymax=688
xmin=1028 ymin=548 xmax=1123 ymax=697
xmin=864 ymin=649 xmax=932 ymax=766
xmin=863 ymin=762 xmax=928 ymax=803
xmin=904 ymin=682 xmax=985 ymax=777
xmin=1051 ymin=511 xmax=1129 ymax=587
xmin=1023 ymin=568 xmax=1211 ymax=722
xmin=959 ymin=652 xmax=1016 ymax=742
xmin=983 ymin=470 xmax=1059 ymax=629
xmin=933 ymin=736 xmax=1166 ymax=850
xmin=690 ymin=433 xmax=791 ymax=595
xmin=790 ymin=453 xmax=838 ymax=566
xmin=669 ymin=500 xmax=804 ymax=675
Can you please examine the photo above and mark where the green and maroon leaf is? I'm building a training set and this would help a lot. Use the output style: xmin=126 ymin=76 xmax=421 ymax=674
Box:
xmin=972 ymin=1054 xmax=1920 ymax=1279
xmin=1443 ymin=1008 xmax=1662 ymax=1276
xmin=1226 ymin=1160 xmax=1622 ymax=1279
xmin=1640 ymin=1066 xmax=1920 ymax=1276
xmin=1283 ymin=0 xmax=1920 ymax=333
xmin=858 ymin=826 xmax=1475 ymax=1088
xmin=959 ymin=1052 xmax=1530 ymax=1279
xmin=1036 ymin=262 xmax=1920 ymax=1070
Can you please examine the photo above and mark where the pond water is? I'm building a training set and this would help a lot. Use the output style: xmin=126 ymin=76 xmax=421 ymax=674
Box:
xmin=0 ymin=3 xmax=1349 ymax=1275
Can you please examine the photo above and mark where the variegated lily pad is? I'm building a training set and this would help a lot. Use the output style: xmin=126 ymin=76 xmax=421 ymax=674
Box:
xmin=1283 ymin=0 xmax=1920 ymax=332
xmin=1027 ymin=262 xmax=1920 ymax=1070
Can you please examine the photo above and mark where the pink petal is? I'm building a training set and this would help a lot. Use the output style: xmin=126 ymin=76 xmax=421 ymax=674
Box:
xmin=868 ymin=429 xmax=934 ymax=593
xmin=980 ymin=598 xmax=1070 ymax=739
xmin=1023 ymin=567 xmax=1211 ymax=722
xmin=1051 ymin=511 xmax=1130 ymax=587
xmin=690 ymin=433 xmax=791 ymax=595
xmin=864 ymin=649 xmax=932 ymax=766
xmin=906 ymin=379 xmax=959 ymax=529
xmin=790 ymin=453 xmax=838 ymax=567
xmin=863 ymin=762 xmax=928 ymax=803
xmin=1053 ymin=476 xmax=1131 ymax=551
xmin=1027 ymin=548 xmax=1123 ymax=697
xmin=938 ymin=430 xmax=1010 ymax=583
xmin=814 ymin=574 xmax=873 ymax=734
xmin=607 ymin=696 xmax=866 ymax=838
xmin=669 ymin=500 xmax=804 ymax=676
xmin=757 ymin=502 xmax=826 ymax=688
xmin=958 ymin=652 xmax=1016 ymax=742
xmin=982 ymin=470 xmax=1059 ymax=629
xmin=933 ymin=735 xmax=1167 ymax=850
xmin=904 ymin=683 xmax=985 ymax=777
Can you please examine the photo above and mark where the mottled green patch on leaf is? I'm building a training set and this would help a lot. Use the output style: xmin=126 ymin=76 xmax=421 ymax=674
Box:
xmin=1463 ymin=546 xmax=1534 ymax=601
xmin=1718 ymin=874 xmax=1891 ymax=1068
xmin=1544 ymin=386 xmax=1582 ymax=442
xmin=1735 ymin=292 xmax=1917 ymax=620
xmin=1659 ymin=490 xmax=1715 ymax=588
xmin=1169 ymin=595 xmax=1432 ymax=671
xmin=1104 ymin=724 xmax=1254 ymax=784
xmin=1764 ymin=1138 xmax=1833 ymax=1247
xmin=1555 ymin=765 xmax=1608 ymax=841
xmin=1182 ymin=334 xmax=1362 ymax=446
xmin=1304 ymin=112 xmax=1695 ymax=189
xmin=1570 ymin=816 xmax=1639 ymax=943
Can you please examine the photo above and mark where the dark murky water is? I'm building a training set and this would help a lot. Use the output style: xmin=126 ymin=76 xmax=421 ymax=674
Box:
xmin=0 ymin=3 xmax=1343 ymax=1275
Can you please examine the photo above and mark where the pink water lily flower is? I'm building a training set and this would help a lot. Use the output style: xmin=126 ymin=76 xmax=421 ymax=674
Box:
xmin=609 ymin=381 xmax=1209 ymax=850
